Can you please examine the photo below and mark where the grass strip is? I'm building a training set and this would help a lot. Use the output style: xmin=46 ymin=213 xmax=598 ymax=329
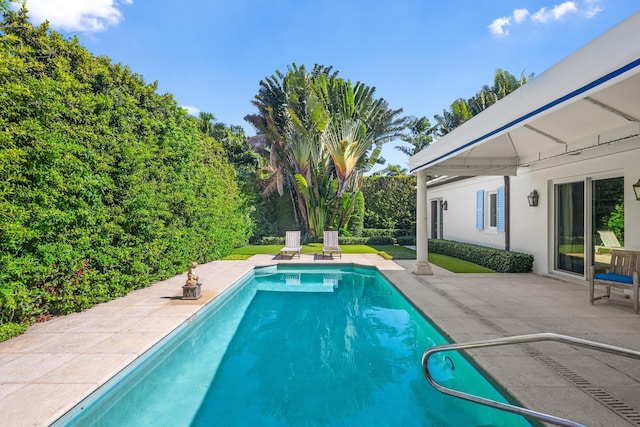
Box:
xmin=226 ymin=244 xmax=494 ymax=273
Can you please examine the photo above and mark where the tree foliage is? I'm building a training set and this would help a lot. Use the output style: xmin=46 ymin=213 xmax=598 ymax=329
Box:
xmin=371 ymin=164 xmax=408 ymax=177
xmin=395 ymin=115 xmax=434 ymax=157
xmin=361 ymin=176 xmax=416 ymax=230
xmin=0 ymin=8 xmax=251 ymax=327
xmin=434 ymin=69 xmax=533 ymax=137
xmin=245 ymin=64 xmax=405 ymax=236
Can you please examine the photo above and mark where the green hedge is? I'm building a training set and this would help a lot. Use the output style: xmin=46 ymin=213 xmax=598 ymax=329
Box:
xmin=259 ymin=236 xmax=286 ymax=245
xmin=397 ymin=236 xmax=416 ymax=246
xmin=428 ymin=239 xmax=534 ymax=273
xmin=340 ymin=236 xmax=395 ymax=245
xmin=258 ymin=235 xmax=396 ymax=245
xmin=0 ymin=10 xmax=251 ymax=330
xmin=362 ymin=228 xmax=413 ymax=238
xmin=362 ymin=176 xmax=416 ymax=230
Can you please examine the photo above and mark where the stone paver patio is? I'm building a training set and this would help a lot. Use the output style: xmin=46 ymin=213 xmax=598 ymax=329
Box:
xmin=0 ymin=254 xmax=638 ymax=426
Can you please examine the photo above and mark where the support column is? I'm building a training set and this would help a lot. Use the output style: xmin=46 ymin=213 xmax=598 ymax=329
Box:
xmin=413 ymin=169 xmax=433 ymax=275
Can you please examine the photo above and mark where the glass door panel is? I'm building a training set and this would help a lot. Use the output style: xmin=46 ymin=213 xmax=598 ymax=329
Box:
xmin=430 ymin=200 xmax=438 ymax=239
xmin=555 ymin=182 xmax=584 ymax=275
xmin=592 ymin=177 xmax=624 ymax=267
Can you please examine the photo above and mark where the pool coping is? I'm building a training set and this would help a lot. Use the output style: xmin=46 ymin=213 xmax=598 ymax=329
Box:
xmin=0 ymin=253 xmax=639 ymax=426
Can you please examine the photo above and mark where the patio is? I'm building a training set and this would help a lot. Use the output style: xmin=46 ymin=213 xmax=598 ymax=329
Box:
xmin=0 ymin=254 xmax=639 ymax=426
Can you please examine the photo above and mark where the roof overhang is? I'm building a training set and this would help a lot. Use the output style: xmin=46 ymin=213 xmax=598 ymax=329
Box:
xmin=409 ymin=12 xmax=640 ymax=176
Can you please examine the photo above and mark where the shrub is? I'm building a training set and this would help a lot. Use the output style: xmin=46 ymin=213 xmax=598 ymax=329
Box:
xmin=363 ymin=228 xmax=414 ymax=238
xmin=338 ymin=237 xmax=369 ymax=245
xmin=363 ymin=229 xmax=395 ymax=238
xmin=0 ymin=322 xmax=27 ymax=343
xmin=259 ymin=236 xmax=286 ymax=245
xmin=428 ymin=239 xmax=534 ymax=273
xmin=337 ymin=236 xmax=395 ymax=245
xmin=397 ymin=236 xmax=416 ymax=246
xmin=363 ymin=236 xmax=396 ymax=245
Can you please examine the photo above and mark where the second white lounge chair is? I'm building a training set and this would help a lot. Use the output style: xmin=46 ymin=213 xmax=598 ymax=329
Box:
xmin=322 ymin=230 xmax=342 ymax=259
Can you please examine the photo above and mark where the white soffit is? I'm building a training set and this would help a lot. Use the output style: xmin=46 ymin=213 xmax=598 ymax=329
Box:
xmin=409 ymin=11 xmax=640 ymax=176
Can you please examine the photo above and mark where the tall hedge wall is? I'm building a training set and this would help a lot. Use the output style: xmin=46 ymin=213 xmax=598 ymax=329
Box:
xmin=0 ymin=9 xmax=251 ymax=326
xmin=362 ymin=176 xmax=416 ymax=230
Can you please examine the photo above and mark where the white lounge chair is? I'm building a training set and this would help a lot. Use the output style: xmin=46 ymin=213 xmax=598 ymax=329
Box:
xmin=596 ymin=230 xmax=622 ymax=254
xmin=280 ymin=231 xmax=302 ymax=259
xmin=322 ymin=230 xmax=342 ymax=258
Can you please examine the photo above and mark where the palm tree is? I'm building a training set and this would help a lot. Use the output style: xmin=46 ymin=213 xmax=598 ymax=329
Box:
xmin=434 ymin=70 xmax=533 ymax=137
xmin=434 ymin=98 xmax=473 ymax=136
xmin=246 ymin=64 xmax=405 ymax=236
xmin=319 ymin=76 xmax=405 ymax=230
xmin=245 ymin=64 xmax=329 ymax=230
xmin=395 ymin=116 xmax=434 ymax=157
xmin=371 ymin=164 xmax=408 ymax=177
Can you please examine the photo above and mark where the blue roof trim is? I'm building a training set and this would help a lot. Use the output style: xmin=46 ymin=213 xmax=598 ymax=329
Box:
xmin=410 ymin=57 xmax=640 ymax=173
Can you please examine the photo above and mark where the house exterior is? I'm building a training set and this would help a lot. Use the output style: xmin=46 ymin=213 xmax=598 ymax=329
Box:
xmin=408 ymin=11 xmax=640 ymax=281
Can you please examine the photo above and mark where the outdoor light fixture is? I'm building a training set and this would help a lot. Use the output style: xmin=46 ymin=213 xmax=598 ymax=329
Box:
xmin=442 ymin=200 xmax=448 ymax=210
xmin=633 ymin=179 xmax=640 ymax=200
xmin=527 ymin=190 xmax=539 ymax=207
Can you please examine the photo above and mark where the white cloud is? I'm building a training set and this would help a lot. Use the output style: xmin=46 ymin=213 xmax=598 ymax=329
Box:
xmin=513 ymin=8 xmax=530 ymax=24
xmin=584 ymin=0 xmax=603 ymax=18
xmin=489 ymin=1 xmax=599 ymax=37
xmin=531 ymin=2 xmax=578 ymax=23
xmin=24 ymin=0 xmax=132 ymax=32
xmin=488 ymin=17 xmax=511 ymax=37
xmin=183 ymin=106 xmax=201 ymax=116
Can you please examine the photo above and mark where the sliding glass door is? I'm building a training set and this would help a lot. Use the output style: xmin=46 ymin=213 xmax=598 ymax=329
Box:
xmin=555 ymin=177 xmax=624 ymax=276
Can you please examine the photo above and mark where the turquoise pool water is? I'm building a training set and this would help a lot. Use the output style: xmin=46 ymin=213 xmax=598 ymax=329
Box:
xmin=55 ymin=264 xmax=532 ymax=426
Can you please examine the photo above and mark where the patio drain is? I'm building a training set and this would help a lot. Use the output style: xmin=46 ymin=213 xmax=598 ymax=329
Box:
xmin=521 ymin=344 xmax=640 ymax=426
xmin=416 ymin=276 xmax=640 ymax=426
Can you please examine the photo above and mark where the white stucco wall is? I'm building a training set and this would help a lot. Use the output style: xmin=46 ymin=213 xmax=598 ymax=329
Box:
xmin=427 ymin=176 xmax=506 ymax=249
xmin=426 ymin=138 xmax=640 ymax=275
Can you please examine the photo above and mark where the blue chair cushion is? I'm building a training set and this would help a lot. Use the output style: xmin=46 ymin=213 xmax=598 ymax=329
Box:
xmin=594 ymin=272 xmax=633 ymax=284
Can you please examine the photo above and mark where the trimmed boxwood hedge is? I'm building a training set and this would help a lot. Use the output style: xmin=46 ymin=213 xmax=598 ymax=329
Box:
xmin=428 ymin=239 xmax=533 ymax=273
xmin=396 ymin=236 xmax=416 ymax=246
xmin=362 ymin=228 xmax=413 ymax=238
xmin=259 ymin=235 xmax=396 ymax=246
xmin=340 ymin=236 xmax=395 ymax=245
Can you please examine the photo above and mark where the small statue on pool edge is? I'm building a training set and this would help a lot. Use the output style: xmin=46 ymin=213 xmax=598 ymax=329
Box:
xmin=186 ymin=262 xmax=199 ymax=286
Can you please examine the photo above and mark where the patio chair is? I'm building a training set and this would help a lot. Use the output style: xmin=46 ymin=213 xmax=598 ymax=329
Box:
xmin=322 ymin=230 xmax=342 ymax=259
xmin=596 ymin=230 xmax=622 ymax=254
xmin=280 ymin=231 xmax=302 ymax=259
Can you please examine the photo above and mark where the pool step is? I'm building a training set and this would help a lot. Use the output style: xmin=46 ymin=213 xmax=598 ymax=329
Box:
xmin=256 ymin=273 xmax=339 ymax=292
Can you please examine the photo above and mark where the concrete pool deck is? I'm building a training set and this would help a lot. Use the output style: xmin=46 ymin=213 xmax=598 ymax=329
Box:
xmin=0 ymin=254 xmax=639 ymax=426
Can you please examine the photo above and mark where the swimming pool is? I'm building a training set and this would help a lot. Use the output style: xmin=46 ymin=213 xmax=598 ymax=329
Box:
xmin=54 ymin=264 xmax=533 ymax=426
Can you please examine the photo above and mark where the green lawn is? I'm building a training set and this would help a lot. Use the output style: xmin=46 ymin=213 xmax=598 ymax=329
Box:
xmin=226 ymin=244 xmax=494 ymax=273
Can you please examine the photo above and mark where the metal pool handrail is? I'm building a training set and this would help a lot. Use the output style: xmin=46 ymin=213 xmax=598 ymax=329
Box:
xmin=422 ymin=332 xmax=640 ymax=427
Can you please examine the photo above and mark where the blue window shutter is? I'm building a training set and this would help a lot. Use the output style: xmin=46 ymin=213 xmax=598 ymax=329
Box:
xmin=497 ymin=186 xmax=505 ymax=232
xmin=476 ymin=190 xmax=484 ymax=230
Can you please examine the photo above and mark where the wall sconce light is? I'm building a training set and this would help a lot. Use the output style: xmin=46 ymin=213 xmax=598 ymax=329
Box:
xmin=527 ymin=190 xmax=539 ymax=207
xmin=633 ymin=179 xmax=640 ymax=200
xmin=442 ymin=200 xmax=448 ymax=210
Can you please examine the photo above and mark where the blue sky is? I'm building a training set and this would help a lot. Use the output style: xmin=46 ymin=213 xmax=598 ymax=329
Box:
xmin=20 ymin=0 xmax=639 ymax=172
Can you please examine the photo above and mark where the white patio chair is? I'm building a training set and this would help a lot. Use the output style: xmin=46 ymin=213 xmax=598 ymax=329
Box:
xmin=280 ymin=231 xmax=302 ymax=259
xmin=322 ymin=230 xmax=342 ymax=259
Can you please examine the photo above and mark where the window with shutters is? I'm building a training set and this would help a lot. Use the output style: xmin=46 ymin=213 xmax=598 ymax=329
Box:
xmin=488 ymin=191 xmax=497 ymax=229
xmin=477 ymin=186 xmax=505 ymax=232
